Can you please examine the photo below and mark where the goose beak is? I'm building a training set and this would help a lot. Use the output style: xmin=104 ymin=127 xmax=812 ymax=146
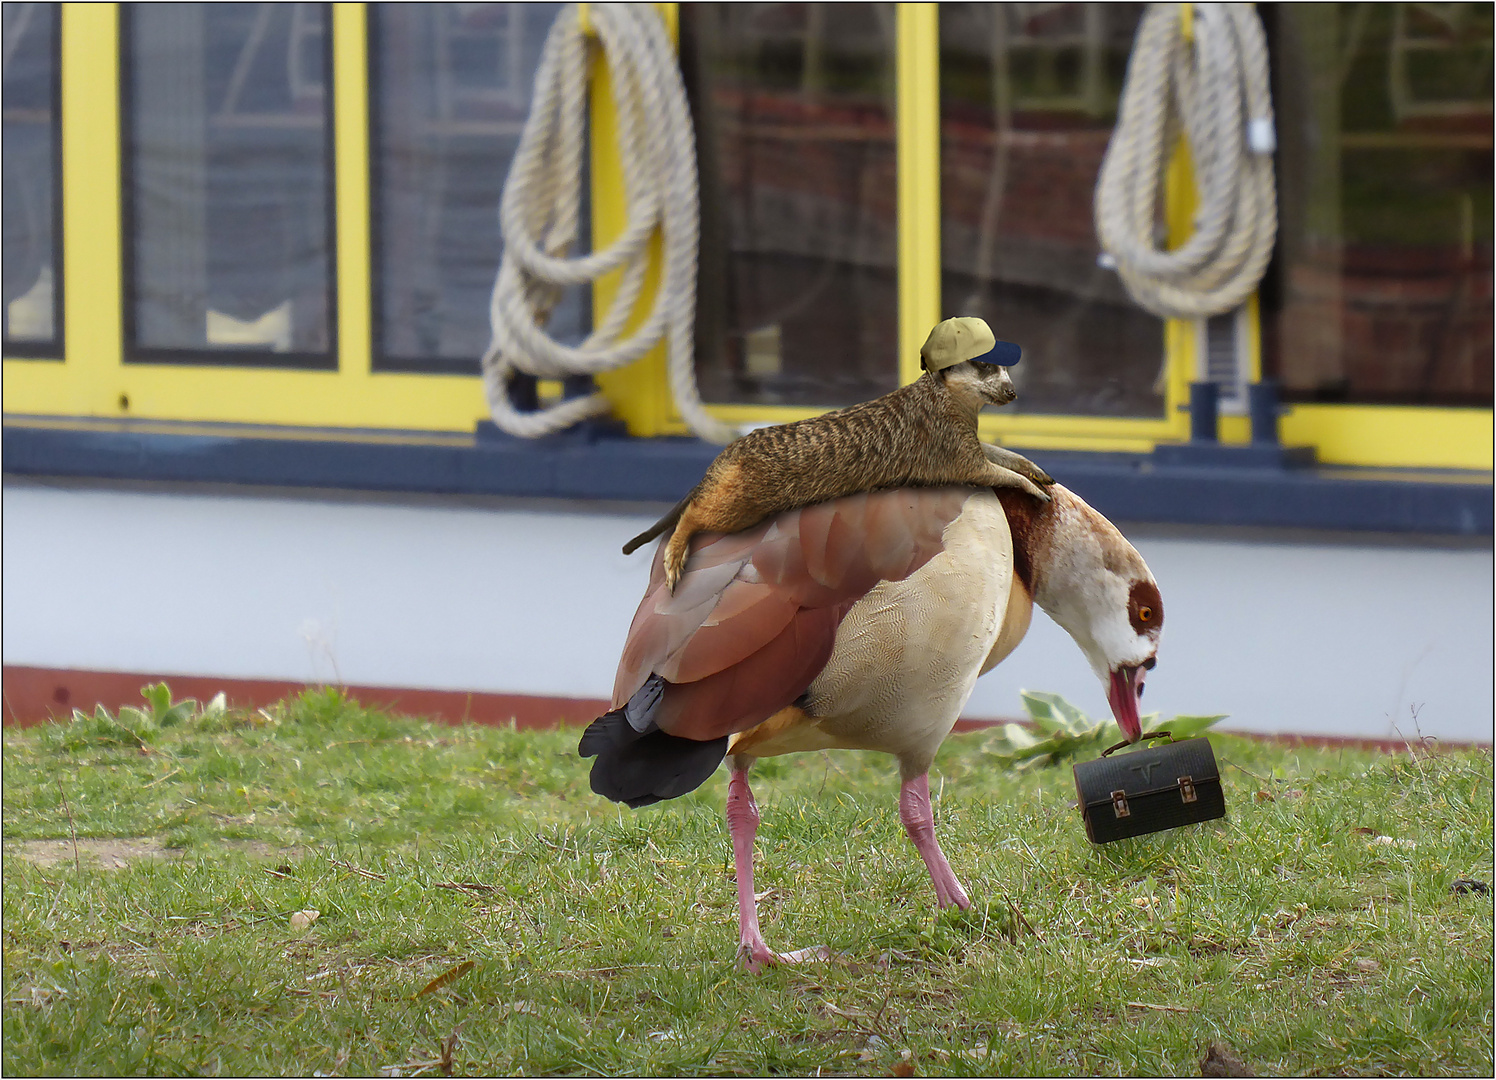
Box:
xmin=1106 ymin=666 xmax=1144 ymax=744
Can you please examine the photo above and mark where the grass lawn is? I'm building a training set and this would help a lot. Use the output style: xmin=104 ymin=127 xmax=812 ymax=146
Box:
xmin=3 ymin=688 xmax=1492 ymax=1076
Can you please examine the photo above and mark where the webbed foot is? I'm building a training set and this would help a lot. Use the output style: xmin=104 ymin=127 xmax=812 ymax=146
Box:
xmin=738 ymin=939 xmax=831 ymax=974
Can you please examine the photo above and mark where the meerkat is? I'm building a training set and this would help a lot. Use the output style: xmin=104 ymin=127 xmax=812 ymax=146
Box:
xmin=624 ymin=317 xmax=1056 ymax=592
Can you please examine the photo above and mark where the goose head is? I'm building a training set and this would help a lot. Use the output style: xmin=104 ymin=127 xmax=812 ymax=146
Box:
xmin=998 ymin=485 xmax=1163 ymax=744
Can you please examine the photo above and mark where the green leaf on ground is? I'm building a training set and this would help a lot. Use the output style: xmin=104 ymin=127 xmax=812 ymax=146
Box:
xmin=983 ymin=691 xmax=1228 ymax=769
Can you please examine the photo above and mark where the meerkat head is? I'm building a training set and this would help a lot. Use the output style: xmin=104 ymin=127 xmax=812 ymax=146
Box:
xmin=920 ymin=317 xmax=1023 ymax=412
xmin=937 ymin=360 xmax=1017 ymax=408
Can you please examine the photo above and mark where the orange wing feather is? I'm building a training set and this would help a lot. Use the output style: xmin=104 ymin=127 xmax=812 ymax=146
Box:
xmin=610 ymin=487 xmax=976 ymax=743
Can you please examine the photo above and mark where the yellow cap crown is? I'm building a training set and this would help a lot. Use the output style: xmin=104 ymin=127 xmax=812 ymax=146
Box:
xmin=920 ymin=316 xmax=996 ymax=372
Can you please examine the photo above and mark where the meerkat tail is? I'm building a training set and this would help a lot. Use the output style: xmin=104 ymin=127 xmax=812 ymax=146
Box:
xmin=622 ymin=494 xmax=691 ymax=556
xmin=981 ymin=442 xmax=1054 ymax=487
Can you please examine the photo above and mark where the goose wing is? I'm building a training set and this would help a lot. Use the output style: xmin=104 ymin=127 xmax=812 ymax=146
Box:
xmin=610 ymin=487 xmax=976 ymax=743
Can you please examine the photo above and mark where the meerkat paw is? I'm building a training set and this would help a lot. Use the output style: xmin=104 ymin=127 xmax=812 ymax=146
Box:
xmin=662 ymin=530 xmax=691 ymax=592
xmin=987 ymin=464 xmax=1051 ymax=502
xmin=981 ymin=442 xmax=1054 ymax=487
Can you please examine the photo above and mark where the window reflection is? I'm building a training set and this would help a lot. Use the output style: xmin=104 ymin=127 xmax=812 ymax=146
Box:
xmin=939 ymin=3 xmax=1164 ymax=418
xmin=371 ymin=3 xmax=588 ymax=373
xmin=124 ymin=3 xmax=334 ymax=365
xmin=684 ymin=3 xmax=899 ymax=408
xmin=1267 ymin=3 xmax=1493 ymax=406
xmin=2 ymin=2 xmax=61 ymax=353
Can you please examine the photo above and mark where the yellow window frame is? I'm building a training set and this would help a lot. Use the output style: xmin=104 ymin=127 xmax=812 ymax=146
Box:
xmin=596 ymin=3 xmax=1490 ymax=469
xmin=2 ymin=3 xmax=494 ymax=432
xmin=2 ymin=2 xmax=1490 ymax=472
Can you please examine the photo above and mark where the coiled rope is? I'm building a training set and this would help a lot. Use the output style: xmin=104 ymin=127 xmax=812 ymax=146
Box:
xmin=481 ymin=3 xmax=735 ymax=443
xmin=1094 ymin=3 xmax=1278 ymax=320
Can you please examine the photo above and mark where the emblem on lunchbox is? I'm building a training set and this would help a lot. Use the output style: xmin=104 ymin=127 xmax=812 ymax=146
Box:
xmin=1073 ymin=736 xmax=1226 ymax=843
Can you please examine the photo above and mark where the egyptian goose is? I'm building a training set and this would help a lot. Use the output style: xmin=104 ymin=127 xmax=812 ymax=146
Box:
xmin=580 ymin=482 xmax=1163 ymax=968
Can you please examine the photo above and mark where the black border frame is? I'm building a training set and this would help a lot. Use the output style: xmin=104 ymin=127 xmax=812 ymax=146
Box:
xmin=365 ymin=4 xmax=486 ymax=378
xmin=2 ymin=418 xmax=1489 ymax=538
xmin=118 ymin=2 xmax=339 ymax=371
xmin=1 ymin=1 xmax=66 ymax=360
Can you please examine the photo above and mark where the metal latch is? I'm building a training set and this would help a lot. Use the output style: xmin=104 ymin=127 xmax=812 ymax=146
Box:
xmin=1178 ymin=776 xmax=1197 ymax=804
xmin=1111 ymin=789 xmax=1130 ymax=818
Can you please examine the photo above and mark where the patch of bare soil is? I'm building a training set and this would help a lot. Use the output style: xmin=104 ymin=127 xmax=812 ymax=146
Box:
xmin=5 ymin=838 xmax=295 ymax=869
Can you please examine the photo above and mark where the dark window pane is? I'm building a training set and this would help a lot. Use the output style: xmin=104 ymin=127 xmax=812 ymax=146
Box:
xmin=940 ymin=2 xmax=1164 ymax=418
xmin=372 ymin=3 xmax=587 ymax=372
xmin=125 ymin=3 xmax=334 ymax=365
xmin=1267 ymin=3 xmax=1493 ymax=405
xmin=2 ymin=2 xmax=61 ymax=351
xmin=685 ymin=2 xmax=899 ymax=408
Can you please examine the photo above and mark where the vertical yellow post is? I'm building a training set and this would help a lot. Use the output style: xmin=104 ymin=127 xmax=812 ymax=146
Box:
xmin=895 ymin=3 xmax=941 ymax=387
xmin=60 ymin=2 xmax=124 ymax=413
xmin=588 ymin=3 xmax=686 ymax=436
xmin=1163 ymin=102 xmax=1199 ymax=426
xmin=332 ymin=4 xmax=372 ymax=381
xmin=1163 ymin=1 xmax=1259 ymax=441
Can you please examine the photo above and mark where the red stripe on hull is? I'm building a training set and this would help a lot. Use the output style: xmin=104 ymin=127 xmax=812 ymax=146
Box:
xmin=2 ymin=666 xmax=1485 ymax=751
xmin=1 ymin=666 xmax=608 ymax=732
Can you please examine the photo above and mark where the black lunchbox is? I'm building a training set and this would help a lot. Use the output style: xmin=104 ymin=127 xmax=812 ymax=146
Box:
xmin=1072 ymin=737 xmax=1225 ymax=844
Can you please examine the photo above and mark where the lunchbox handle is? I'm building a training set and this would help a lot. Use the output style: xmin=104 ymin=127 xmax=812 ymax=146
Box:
xmin=1101 ymin=729 xmax=1176 ymax=758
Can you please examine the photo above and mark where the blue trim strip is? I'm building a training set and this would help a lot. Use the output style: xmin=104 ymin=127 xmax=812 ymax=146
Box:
xmin=2 ymin=421 xmax=1490 ymax=535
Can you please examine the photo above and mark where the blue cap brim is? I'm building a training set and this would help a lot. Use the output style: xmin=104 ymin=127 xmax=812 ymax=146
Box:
xmin=974 ymin=340 xmax=1022 ymax=367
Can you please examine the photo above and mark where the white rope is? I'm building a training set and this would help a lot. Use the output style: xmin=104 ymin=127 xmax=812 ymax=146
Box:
xmin=1094 ymin=3 xmax=1278 ymax=320
xmin=481 ymin=3 xmax=736 ymax=443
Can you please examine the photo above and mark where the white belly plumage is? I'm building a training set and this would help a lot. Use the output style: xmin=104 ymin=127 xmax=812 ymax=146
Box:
xmin=734 ymin=490 xmax=1015 ymax=771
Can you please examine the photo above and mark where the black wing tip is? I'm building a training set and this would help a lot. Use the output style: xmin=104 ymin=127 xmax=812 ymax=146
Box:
xmin=587 ymin=730 xmax=730 ymax=808
xmin=577 ymin=711 xmax=621 ymax=758
xmin=579 ymin=675 xmax=668 ymax=759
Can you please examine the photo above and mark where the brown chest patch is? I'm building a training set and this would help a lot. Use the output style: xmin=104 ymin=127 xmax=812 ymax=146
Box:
xmin=994 ymin=487 xmax=1055 ymax=594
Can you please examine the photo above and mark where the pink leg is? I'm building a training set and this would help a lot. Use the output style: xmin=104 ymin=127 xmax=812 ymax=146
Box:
xmin=899 ymin=773 xmax=971 ymax=910
xmin=726 ymin=768 xmax=827 ymax=972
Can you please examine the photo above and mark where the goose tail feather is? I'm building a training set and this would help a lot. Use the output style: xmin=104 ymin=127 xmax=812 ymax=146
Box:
xmin=578 ymin=675 xmax=729 ymax=807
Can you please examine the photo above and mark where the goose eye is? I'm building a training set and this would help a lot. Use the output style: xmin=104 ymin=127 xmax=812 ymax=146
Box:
xmin=1138 ymin=605 xmax=1153 ymax=622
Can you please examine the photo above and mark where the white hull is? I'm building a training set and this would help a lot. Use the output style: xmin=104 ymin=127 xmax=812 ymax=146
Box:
xmin=3 ymin=481 xmax=1491 ymax=744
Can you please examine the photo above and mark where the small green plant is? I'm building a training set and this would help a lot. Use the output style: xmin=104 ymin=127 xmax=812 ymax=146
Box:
xmin=985 ymin=690 xmax=1226 ymax=769
xmin=46 ymin=682 xmax=226 ymax=750
xmin=130 ymin=681 xmax=226 ymax=729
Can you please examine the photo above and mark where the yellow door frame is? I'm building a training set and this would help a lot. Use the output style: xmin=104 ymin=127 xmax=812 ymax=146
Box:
xmin=3 ymin=2 xmax=1490 ymax=470
xmin=674 ymin=5 xmax=1190 ymax=453
xmin=614 ymin=3 xmax=1198 ymax=454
